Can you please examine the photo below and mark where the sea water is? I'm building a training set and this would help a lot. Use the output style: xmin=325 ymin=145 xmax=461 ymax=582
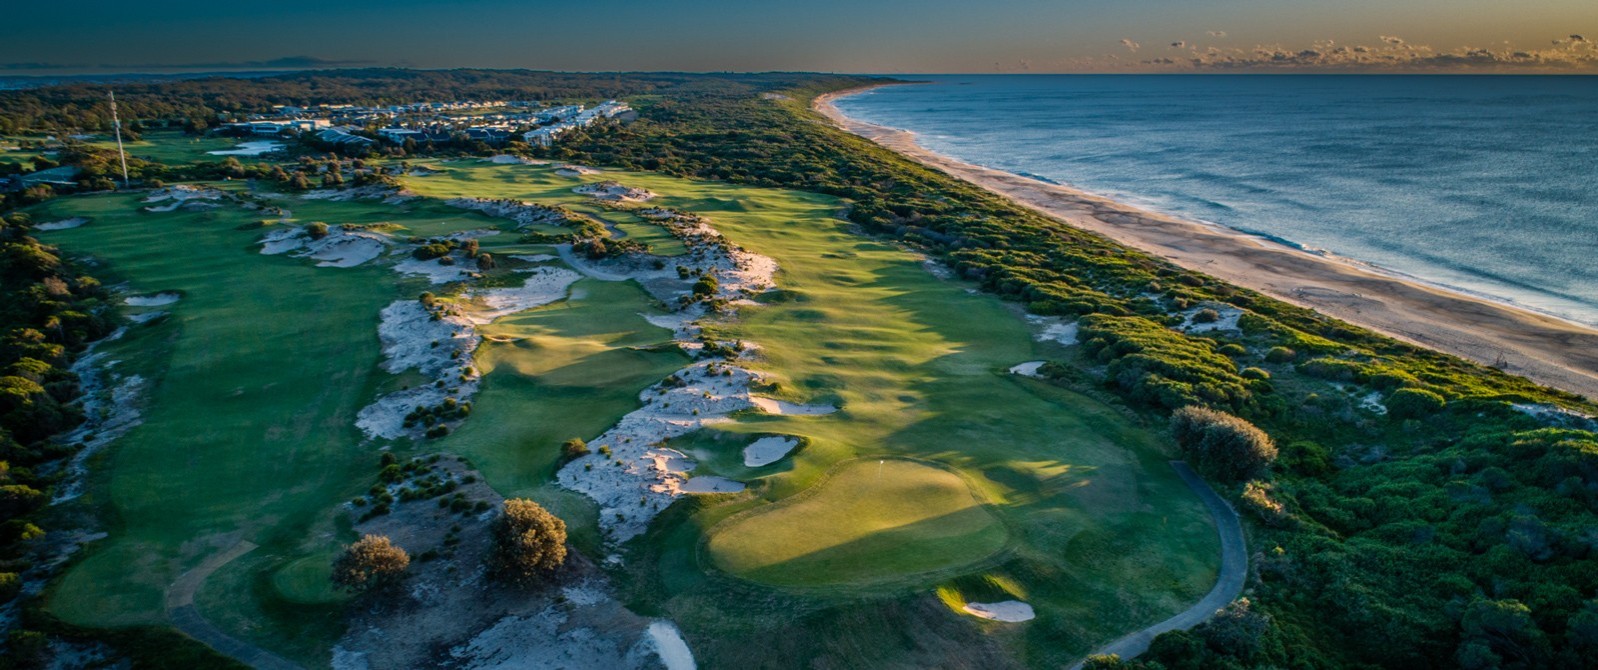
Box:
xmin=834 ymin=75 xmax=1598 ymax=326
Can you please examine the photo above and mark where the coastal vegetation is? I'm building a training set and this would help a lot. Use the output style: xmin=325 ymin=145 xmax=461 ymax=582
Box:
xmin=0 ymin=70 xmax=1592 ymax=669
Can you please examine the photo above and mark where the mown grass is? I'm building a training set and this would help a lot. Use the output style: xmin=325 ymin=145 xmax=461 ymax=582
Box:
xmin=27 ymin=161 xmax=1223 ymax=668
xmin=706 ymin=459 xmax=1008 ymax=587
xmin=84 ymin=130 xmax=254 ymax=165
xmin=396 ymin=163 xmax=1222 ymax=666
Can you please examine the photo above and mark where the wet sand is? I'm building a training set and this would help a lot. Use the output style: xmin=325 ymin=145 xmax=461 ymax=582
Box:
xmin=815 ymin=86 xmax=1598 ymax=402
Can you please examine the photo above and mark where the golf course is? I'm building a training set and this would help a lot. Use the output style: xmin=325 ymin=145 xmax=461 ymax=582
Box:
xmin=28 ymin=150 xmax=1221 ymax=668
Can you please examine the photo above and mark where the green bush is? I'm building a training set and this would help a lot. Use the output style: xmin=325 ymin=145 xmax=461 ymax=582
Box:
xmin=1387 ymin=388 xmax=1446 ymax=420
xmin=1171 ymin=405 xmax=1278 ymax=481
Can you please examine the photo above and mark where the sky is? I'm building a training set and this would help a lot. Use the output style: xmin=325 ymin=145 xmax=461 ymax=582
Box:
xmin=4 ymin=0 xmax=1596 ymax=74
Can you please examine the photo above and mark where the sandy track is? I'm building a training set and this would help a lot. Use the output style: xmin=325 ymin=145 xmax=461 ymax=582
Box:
xmin=815 ymin=87 xmax=1598 ymax=402
xmin=1067 ymin=462 xmax=1246 ymax=668
xmin=166 ymin=541 xmax=303 ymax=670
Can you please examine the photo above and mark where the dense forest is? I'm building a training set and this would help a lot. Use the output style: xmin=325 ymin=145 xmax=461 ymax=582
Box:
xmin=2 ymin=70 xmax=1596 ymax=668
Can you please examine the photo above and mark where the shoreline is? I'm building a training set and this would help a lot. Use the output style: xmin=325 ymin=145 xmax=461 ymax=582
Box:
xmin=814 ymin=85 xmax=1598 ymax=402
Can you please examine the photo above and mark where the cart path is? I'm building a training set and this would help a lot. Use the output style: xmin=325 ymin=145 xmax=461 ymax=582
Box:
xmin=1069 ymin=461 xmax=1248 ymax=668
xmin=166 ymin=540 xmax=303 ymax=670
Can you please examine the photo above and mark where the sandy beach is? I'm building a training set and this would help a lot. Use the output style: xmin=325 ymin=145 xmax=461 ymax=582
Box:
xmin=815 ymin=86 xmax=1598 ymax=403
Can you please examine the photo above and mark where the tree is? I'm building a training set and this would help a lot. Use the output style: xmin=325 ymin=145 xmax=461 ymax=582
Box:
xmin=331 ymin=534 xmax=410 ymax=592
xmin=305 ymin=222 xmax=330 ymax=240
xmin=490 ymin=498 xmax=567 ymax=583
xmin=476 ymin=253 xmax=496 ymax=271
xmin=1170 ymin=405 xmax=1277 ymax=481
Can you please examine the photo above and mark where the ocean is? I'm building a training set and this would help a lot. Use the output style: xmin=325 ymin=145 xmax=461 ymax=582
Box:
xmin=833 ymin=75 xmax=1598 ymax=327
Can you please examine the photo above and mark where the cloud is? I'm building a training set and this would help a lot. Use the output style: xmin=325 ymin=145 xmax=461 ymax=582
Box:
xmin=1119 ymin=39 xmax=1140 ymax=52
xmin=1127 ymin=33 xmax=1598 ymax=72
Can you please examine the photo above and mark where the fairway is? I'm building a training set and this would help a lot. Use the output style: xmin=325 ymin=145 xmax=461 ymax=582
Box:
xmin=23 ymin=155 xmax=1221 ymax=668
xmin=707 ymin=459 xmax=1007 ymax=587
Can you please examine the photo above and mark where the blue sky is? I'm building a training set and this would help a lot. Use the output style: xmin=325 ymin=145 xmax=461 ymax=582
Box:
xmin=4 ymin=0 xmax=1596 ymax=73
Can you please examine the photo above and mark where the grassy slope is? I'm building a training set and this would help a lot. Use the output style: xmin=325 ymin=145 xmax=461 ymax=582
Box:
xmin=406 ymin=163 xmax=1220 ymax=666
xmin=707 ymin=459 xmax=1008 ymax=587
xmin=29 ymin=152 xmax=1221 ymax=668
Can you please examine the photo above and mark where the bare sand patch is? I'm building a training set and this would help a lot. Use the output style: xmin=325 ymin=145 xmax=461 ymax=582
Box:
xmin=124 ymin=292 xmax=180 ymax=307
xmin=678 ymin=476 xmax=746 ymax=494
xmin=962 ymin=601 xmax=1035 ymax=623
xmin=575 ymin=181 xmax=656 ymax=202
xmin=37 ymin=217 xmax=88 ymax=231
xmin=1009 ymin=361 xmax=1046 ymax=378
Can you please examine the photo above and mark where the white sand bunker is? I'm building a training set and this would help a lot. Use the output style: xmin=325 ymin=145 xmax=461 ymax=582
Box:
xmin=575 ymin=181 xmax=655 ymax=202
xmin=1026 ymin=315 xmax=1079 ymax=346
xmin=645 ymin=621 xmax=697 ymax=670
xmin=742 ymin=436 xmax=800 ymax=468
xmin=485 ymin=154 xmax=545 ymax=165
xmin=1178 ymin=303 xmax=1245 ymax=333
xmin=962 ymin=601 xmax=1035 ymax=623
xmin=208 ymin=140 xmax=283 ymax=156
xmin=1009 ymin=361 xmax=1046 ymax=378
xmin=679 ymin=476 xmax=745 ymax=494
xmin=750 ymin=397 xmax=837 ymax=416
xmin=260 ymin=225 xmax=389 ymax=268
xmin=124 ymin=292 xmax=180 ymax=307
xmin=37 ymin=217 xmax=87 ymax=231
xmin=467 ymin=267 xmax=581 ymax=324
xmin=509 ymin=253 xmax=557 ymax=263
xmin=128 ymin=311 xmax=167 ymax=325
xmin=556 ymin=164 xmax=602 ymax=177
xmin=143 ymin=185 xmax=225 ymax=212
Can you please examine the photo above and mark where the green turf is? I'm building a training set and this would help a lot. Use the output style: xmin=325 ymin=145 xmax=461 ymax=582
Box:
xmin=707 ymin=459 xmax=1008 ymax=587
xmin=85 ymin=130 xmax=256 ymax=165
xmin=26 ymin=162 xmax=1224 ymax=668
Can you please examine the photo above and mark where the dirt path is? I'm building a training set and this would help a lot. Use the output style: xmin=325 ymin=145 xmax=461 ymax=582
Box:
xmin=166 ymin=541 xmax=303 ymax=670
xmin=1068 ymin=462 xmax=1247 ymax=668
xmin=815 ymin=87 xmax=1598 ymax=402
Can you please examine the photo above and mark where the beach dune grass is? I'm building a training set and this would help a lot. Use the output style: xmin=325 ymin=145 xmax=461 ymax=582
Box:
xmin=707 ymin=459 xmax=1008 ymax=588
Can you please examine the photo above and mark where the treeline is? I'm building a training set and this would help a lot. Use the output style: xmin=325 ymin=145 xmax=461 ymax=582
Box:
xmin=545 ymin=83 xmax=1598 ymax=668
xmin=0 ymin=69 xmax=871 ymax=134
xmin=0 ymin=211 xmax=117 ymax=645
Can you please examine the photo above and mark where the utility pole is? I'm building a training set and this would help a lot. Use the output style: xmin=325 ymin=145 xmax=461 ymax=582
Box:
xmin=108 ymin=90 xmax=130 ymax=188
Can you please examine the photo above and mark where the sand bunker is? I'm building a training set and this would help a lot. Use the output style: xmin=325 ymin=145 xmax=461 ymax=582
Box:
xmin=1009 ymin=361 xmax=1046 ymax=378
xmin=124 ymin=292 xmax=180 ymax=307
xmin=575 ymin=181 xmax=656 ymax=202
xmin=37 ymin=217 xmax=87 ymax=231
xmin=52 ymin=341 xmax=145 ymax=503
xmin=962 ymin=601 xmax=1035 ymax=623
xmin=260 ymin=225 xmax=389 ymax=268
xmin=556 ymin=164 xmax=602 ymax=177
xmin=467 ymin=267 xmax=581 ymax=324
xmin=645 ymin=621 xmax=696 ymax=670
xmin=742 ymin=436 xmax=800 ymax=468
xmin=509 ymin=253 xmax=557 ymax=263
xmin=485 ymin=154 xmax=545 ymax=165
xmin=679 ymin=476 xmax=746 ymax=494
xmin=750 ymin=397 xmax=837 ymax=416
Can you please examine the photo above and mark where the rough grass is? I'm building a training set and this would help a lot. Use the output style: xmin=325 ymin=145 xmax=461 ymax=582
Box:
xmin=707 ymin=459 xmax=1008 ymax=587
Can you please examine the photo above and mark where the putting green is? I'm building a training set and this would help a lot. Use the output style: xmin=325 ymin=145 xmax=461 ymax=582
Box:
xmin=707 ymin=459 xmax=1007 ymax=587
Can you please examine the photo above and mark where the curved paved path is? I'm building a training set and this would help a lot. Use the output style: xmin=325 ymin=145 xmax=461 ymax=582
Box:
xmin=1069 ymin=461 xmax=1248 ymax=669
xmin=166 ymin=541 xmax=303 ymax=670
